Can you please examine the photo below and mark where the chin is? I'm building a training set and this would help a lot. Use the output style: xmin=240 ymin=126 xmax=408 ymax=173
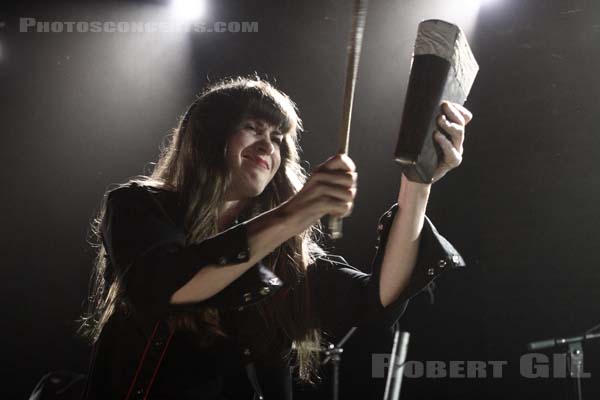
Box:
xmin=237 ymin=183 xmax=269 ymax=200
xmin=227 ymin=173 xmax=271 ymax=200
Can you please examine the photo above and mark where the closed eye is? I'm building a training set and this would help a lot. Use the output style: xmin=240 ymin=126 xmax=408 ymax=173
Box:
xmin=241 ymin=119 xmax=283 ymax=145
xmin=271 ymin=135 xmax=284 ymax=146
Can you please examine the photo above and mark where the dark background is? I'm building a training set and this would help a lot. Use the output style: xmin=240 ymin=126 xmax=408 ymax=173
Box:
xmin=2 ymin=0 xmax=600 ymax=398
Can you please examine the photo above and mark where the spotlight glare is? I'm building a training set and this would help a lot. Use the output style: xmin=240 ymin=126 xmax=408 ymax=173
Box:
xmin=481 ymin=0 xmax=502 ymax=5
xmin=170 ymin=0 xmax=206 ymax=21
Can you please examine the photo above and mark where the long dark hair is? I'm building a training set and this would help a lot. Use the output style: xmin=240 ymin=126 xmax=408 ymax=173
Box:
xmin=79 ymin=76 xmax=325 ymax=382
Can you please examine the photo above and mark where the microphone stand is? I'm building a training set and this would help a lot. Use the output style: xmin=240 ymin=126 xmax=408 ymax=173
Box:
xmin=528 ymin=328 xmax=600 ymax=400
xmin=383 ymin=325 xmax=410 ymax=400
xmin=323 ymin=327 xmax=357 ymax=400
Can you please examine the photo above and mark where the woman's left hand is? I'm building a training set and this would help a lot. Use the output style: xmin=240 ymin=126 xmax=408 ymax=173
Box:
xmin=431 ymin=101 xmax=473 ymax=183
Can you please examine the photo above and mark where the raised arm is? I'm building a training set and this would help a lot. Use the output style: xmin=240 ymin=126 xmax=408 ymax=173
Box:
xmin=378 ymin=101 xmax=472 ymax=307
xmin=170 ymin=154 xmax=357 ymax=304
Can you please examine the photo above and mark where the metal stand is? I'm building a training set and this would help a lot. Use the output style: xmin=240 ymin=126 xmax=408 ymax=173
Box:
xmin=528 ymin=328 xmax=600 ymax=400
xmin=383 ymin=325 xmax=410 ymax=400
xmin=323 ymin=327 xmax=358 ymax=400
xmin=568 ymin=341 xmax=584 ymax=400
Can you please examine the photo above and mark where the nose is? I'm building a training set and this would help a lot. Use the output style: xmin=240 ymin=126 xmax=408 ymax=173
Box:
xmin=256 ymin=136 xmax=275 ymax=155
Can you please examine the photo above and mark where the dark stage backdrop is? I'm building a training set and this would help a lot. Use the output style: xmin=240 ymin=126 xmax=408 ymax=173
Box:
xmin=2 ymin=0 xmax=599 ymax=398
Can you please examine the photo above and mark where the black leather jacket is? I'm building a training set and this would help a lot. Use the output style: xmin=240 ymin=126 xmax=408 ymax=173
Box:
xmin=82 ymin=182 xmax=465 ymax=400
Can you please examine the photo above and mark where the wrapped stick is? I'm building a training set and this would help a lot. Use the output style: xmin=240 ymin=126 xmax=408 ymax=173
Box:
xmin=328 ymin=0 xmax=368 ymax=239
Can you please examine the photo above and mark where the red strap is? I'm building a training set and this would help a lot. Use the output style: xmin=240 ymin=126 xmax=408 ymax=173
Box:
xmin=124 ymin=321 xmax=160 ymax=400
xmin=144 ymin=328 xmax=175 ymax=398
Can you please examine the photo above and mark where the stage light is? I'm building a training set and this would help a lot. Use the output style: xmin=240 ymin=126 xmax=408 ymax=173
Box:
xmin=170 ymin=0 xmax=207 ymax=21
xmin=474 ymin=0 xmax=504 ymax=8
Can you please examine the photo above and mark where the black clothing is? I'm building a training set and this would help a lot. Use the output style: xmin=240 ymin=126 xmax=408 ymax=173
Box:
xmin=82 ymin=182 xmax=465 ymax=399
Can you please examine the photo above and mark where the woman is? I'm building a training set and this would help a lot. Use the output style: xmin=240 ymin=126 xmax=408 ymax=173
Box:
xmin=79 ymin=76 xmax=471 ymax=399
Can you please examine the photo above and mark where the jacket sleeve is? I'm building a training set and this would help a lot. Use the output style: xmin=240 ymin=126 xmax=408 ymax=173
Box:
xmin=308 ymin=203 xmax=465 ymax=337
xmin=100 ymin=183 xmax=283 ymax=323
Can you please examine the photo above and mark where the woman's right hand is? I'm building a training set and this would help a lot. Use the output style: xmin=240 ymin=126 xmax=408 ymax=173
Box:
xmin=279 ymin=154 xmax=357 ymax=234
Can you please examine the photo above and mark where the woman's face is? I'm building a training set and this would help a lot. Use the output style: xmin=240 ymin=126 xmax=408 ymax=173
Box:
xmin=225 ymin=117 xmax=285 ymax=200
